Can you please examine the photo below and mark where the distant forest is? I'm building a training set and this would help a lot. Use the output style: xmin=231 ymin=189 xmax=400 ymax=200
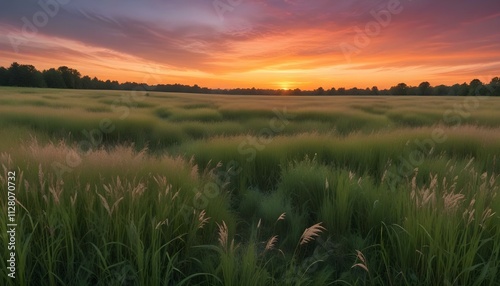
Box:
xmin=1 ymin=62 xmax=499 ymax=96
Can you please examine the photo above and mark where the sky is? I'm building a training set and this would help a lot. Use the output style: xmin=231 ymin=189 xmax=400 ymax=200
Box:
xmin=0 ymin=0 xmax=499 ymax=90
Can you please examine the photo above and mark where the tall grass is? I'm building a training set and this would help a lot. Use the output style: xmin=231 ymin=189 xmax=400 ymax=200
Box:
xmin=1 ymin=87 xmax=500 ymax=285
xmin=0 ymin=141 xmax=235 ymax=285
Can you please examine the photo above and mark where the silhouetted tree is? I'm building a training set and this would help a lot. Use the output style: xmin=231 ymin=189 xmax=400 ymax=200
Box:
xmin=43 ymin=68 xmax=66 ymax=88
xmin=248 ymin=87 xmax=257 ymax=95
xmin=452 ymin=83 xmax=475 ymax=96
xmin=490 ymin=77 xmax=500 ymax=96
xmin=0 ymin=67 xmax=8 ymax=86
xmin=432 ymin=85 xmax=449 ymax=95
xmin=292 ymin=88 xmax=302 ymax=95
xmin=407 ymin=86 xmax=417 ymax=95
xmin=0 ymin=61 xmax=498 ymax=97
xmin=390 ymin=83 xmax=408 ymax=95
xmin=89 ymin=77 xmax=101 ymax=89
xmin=468 ymin=79 xmax=488 ymax=96
xmin=7 ymin=62 xmax=20 ymax=86
xmin=417 ymin=81 xmax=431 ymax=95
xmin=102 ymin=80 xmax=120 ymax=90
xmin=315 ymin=87 xmax=325 ymax=95
xmin=7 ymin=62 xmax=45 ymax=87
xmin=191 ymin=84 xmax=202 ymax=93
xmin=449 ymin=84 xmax=460 ymax=96
xmin=80 ymin=76 xmax=92 ymax=89
xmin=457 ymin=83 xmax=469 ymax=96
xmin=58 ymin=66 xmax=81 ymax=89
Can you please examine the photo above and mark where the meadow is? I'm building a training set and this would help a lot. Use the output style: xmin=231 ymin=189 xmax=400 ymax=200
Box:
xmin=0 ymin=86 xmax=499 ymax=285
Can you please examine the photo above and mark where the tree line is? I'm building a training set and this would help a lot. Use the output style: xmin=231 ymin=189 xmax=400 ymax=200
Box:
xmin=0 ymin=62 xmax=499 ymax=96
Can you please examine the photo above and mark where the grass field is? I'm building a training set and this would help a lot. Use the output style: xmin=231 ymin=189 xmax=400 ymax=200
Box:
xmin=1 ymin=86 xmax=499 ymax=285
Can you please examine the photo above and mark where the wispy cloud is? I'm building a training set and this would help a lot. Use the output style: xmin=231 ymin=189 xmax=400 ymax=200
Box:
xmin=0 ymin=0 xmax=498 ymax=88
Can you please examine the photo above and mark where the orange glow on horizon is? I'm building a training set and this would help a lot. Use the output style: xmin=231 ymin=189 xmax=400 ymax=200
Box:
xmin=1 ymin=0 xmax=499 ymax=91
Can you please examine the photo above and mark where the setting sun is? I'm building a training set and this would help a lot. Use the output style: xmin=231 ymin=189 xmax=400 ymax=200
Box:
xmin=277 ymin=81 xmax=294 ymax=90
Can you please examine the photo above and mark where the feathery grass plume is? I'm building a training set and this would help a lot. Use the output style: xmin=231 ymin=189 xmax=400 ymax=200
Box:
xmin=186 ymin=155 xmax=200 ymax=180
xmin=349 ymin=171 xmax=355 ymax=181
xmin=48 ymin=179 xmax=64 ymax=205
xmin=480 ymin=208 xmax=496 ymax=228
xmin=352 ymin=250 xmax=369 ymax=273
xmin=70 ymin=192 xmax=78 ymax=207
xmin=381 ymin=169 xmax=387 ymax=184
xmin=155 ymin=218 xmax=169 ymax=229
xmin=98 ymin=193 xmax=124 ymax=217
xmin=198 ymin=210 xmax=210 ymax=229
xmin=24 ymin=179 xmax=30 ymax=193
xmin=265 ymin=235 xmax=278 ymax=251
xmin=463 ymin=199 xmax=477 ymax=225
xmin=442 ymin=192 xmax=465 ymax=213
xmin=98 ymin=193 xmax=111 ymax=216
xmin=276 ymin=212 xmax=286 ymax=223
xmin=171 ymin=190 xmax=180 ymax=201
xmin=21 ymin=137 xmax=70 ymax=168
xmin=153 ymin=175 xmax=168 ymax=189
xmin=102 ymin=176 xmax=122 ymax=195
xmin=300 ymin=222 xmax=326 ymax=245
xmin=201 ymin=159 xmax=223 ymax=177
xmin=131 ymin=182 xmax=147 ymax=198
xmin=103 ymin=176 xmax=146 ymax=199
xmin=411 ymin=187 xmax=436 ymax=208
xmin=489 ymin=173 xmax=497 ymax=188
xmin=153 ymin=175 xmax=174 ymax=200
xmin=429 ymin=173 xmax=438 ymax=190
xmin=463 ymin=158 xmax=475 ymax=171
xmin=411 ymin=173 xmax=440 ymax=208
xmin=441 ymin=175 xmax=458 ymax=194
xmin=411 ymin=168 xmax=419 ymax=192
xmin=380 ymin=159 xmax=393 ymax=184
xmin=217 ymin=221 xmax=229 ymax=249
xmin=38 ymin=163 xmax=46 ymax=191
xmin=0 ymin=152 xmax=13 ymax=170
xmin=190 ymin=164 xmax=199 ymax=180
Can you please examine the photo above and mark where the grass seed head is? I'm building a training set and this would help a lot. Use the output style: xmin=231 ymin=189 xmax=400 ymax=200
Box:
xmin=265 ymin=235 xmax=278 ymax=251
xmin=352 ymin=250 xmax=369 ymax=273
xmin=276 ymin=212 xmax=286 ymax=222
xmin=198 ymin=210 xmax=210 ymax=229
xmin=217 ymin=221 xmax=229 ymax=249
xmin=300 ymin=222 xmax=326 ymax=245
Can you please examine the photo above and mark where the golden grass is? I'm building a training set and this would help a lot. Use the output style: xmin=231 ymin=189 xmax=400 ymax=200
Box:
xmin=217 ymin=221 xmax=236 ymax=252
xmin=198 ymin=209 xmax=210 ymax=229
xmin=265 ymin=235 xmax=279 ymax=251
xmin=299 ymin=222 xmax=326 ymax=245
xmin=352 ymin=250 xmax=369 ymax=273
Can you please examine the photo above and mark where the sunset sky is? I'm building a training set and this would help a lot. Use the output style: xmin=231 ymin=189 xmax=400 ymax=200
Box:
xmin=0 ymin=0 xmax=499 ymax=90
